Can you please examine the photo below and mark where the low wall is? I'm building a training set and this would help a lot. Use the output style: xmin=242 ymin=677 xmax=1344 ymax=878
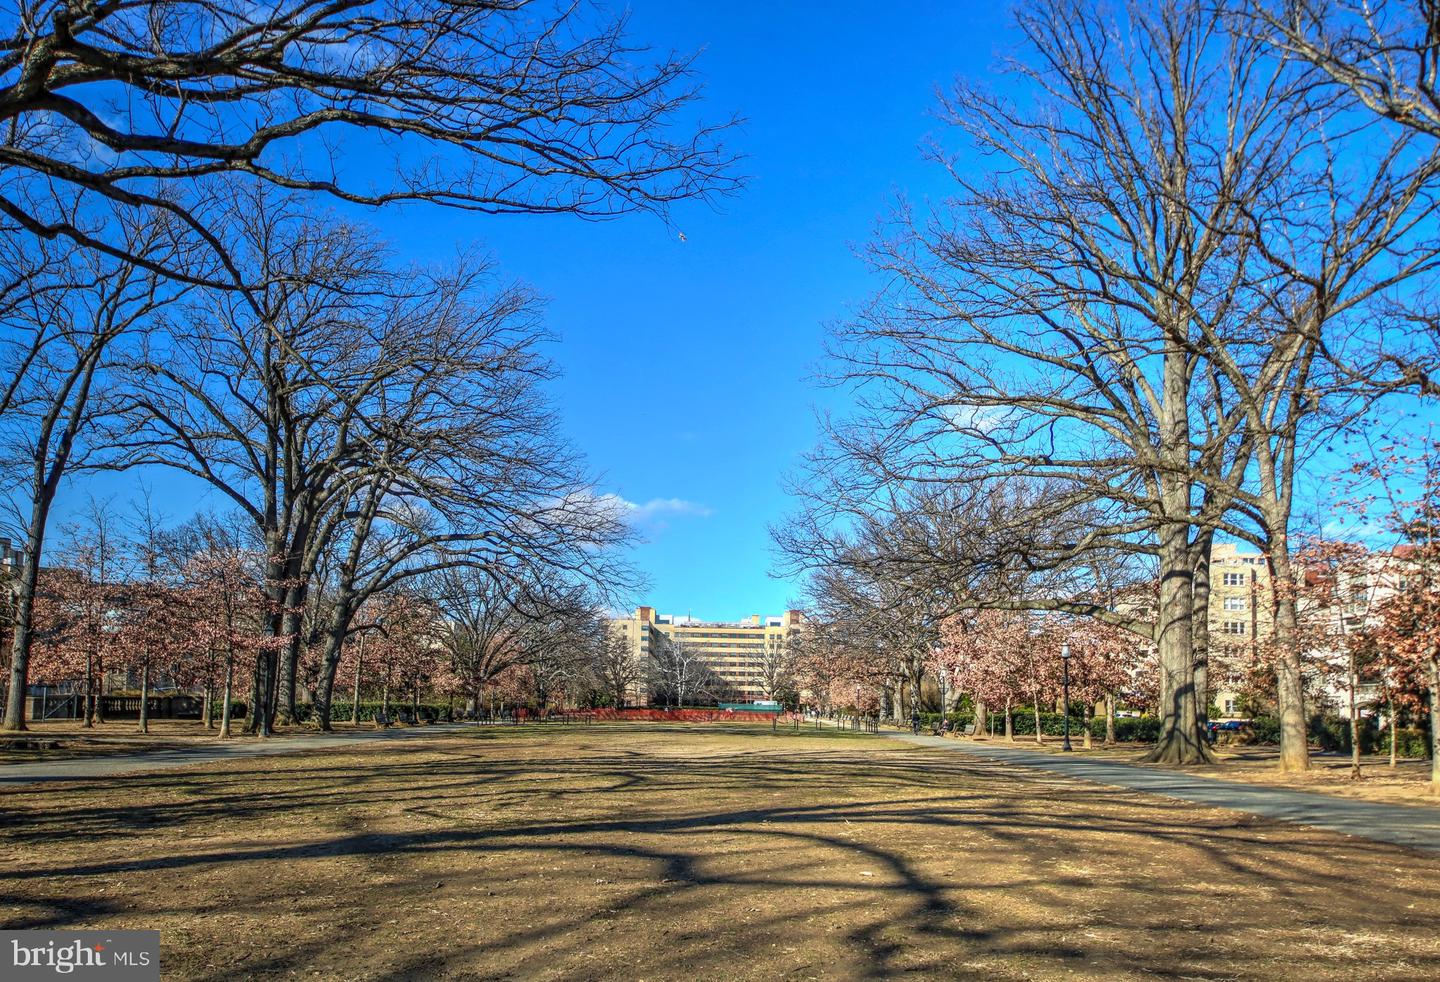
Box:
xmin=563 ymin=707 xmax=791 ymax=724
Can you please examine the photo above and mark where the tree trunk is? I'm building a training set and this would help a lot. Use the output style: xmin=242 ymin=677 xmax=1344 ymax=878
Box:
xmin=313 ymin=600 xmax=355 ymax=732
xmin=1268 ymin=541 xmax=1310 ymax=772
xmin=1141 ymin=524 xmax=1215 ymax=765
xmin=91 ymin=658 xmax=105 ymax=725
xmin=219 ymin=646 xmax=235 ymax=739
xmin=1032 ymin=693 xmax=1043 ymax=745
xmin=1429 ymin=660 xmax=1440 ymax=790
xmin=1389 ymin=695 xmax=1398 ymax=769
xmin=1083 ymin=703 xmax=1094 ymax=750
xmin=275 ymin=595 xmax=305 ymax=726
xmin=1 ymin=527 xmax=44 ymax=731
xmin=1192 ymin=528 xmax=1214 ymax=729
xmin=973 ymin=697 xmax=988 ymax=740
xmin=1349 ymin=649 xmax=1362 ymax=781
xmin=352 ymin=635 xmax=365 ymax=726
xmin=83 ymin=651 xmax=95 ymax=729
xmin=1105 ymin=692 xmax=1116 ymax=745
xmin=1004 ymin=696 xmax=1013 ymax=742
xmin=138 ymin=659 xmax=150 ymax=734
xmin=251 ymin=648 xmax=277 ymax=738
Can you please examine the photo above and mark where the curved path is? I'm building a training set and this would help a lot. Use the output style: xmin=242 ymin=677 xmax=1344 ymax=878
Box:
xmin=892 ymin=731 xmax=1440 ymax=854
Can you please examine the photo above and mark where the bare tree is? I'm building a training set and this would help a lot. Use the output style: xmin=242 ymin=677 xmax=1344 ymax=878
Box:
xmin=795 ymin=0 xmax=1440 ymax=767
xmin=753 ymin=632 xmax=797 ymax=705
xmin=647 ymin=634 xmax=721 ymax=709
xmin=0 ymin=0 xmax=737 ymax=281
xmin=593 ymin=628 xmax=641 ymax=708
xmin=0 ymin=216 xmax=184 ymax=729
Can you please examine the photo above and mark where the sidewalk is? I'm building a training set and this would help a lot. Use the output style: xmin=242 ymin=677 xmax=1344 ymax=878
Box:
xmin=890 ymin=731 xmax=1440 ymax=854
xmin=0 ymin=723 xmax=471 ymax=786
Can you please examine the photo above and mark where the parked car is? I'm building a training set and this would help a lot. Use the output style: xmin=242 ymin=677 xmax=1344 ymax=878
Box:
xmin=1206 ymin=719 xmax=1247 ymax=733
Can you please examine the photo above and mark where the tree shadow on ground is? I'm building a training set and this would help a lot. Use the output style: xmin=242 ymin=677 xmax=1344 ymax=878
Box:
xmin=2 ymin=731 xmax=1438 ymax=980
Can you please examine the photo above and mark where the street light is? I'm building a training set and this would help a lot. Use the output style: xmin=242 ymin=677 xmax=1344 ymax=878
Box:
xmin=1060 ymin=643 xmax=1073 ymax=752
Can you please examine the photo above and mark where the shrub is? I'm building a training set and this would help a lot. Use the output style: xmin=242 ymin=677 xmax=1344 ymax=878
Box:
xmin=204 ymin=701 xmax=247 ymax=721
xmin=1246 ymin=715 xmax=1282 ymax=744
xmin=1232 ymin=714 xmax=1431 ymax=758
xmin=1008 ymin=710 xmax=1090 ymax=738
xmin=918 ymin=711 xmax=976 ymax=732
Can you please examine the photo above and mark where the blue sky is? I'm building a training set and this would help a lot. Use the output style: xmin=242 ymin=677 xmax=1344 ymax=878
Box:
xmin=47 ymin=2 xmax=1016 ymax=619
xmin=393 ymin=1 xmax=1014 ymax=619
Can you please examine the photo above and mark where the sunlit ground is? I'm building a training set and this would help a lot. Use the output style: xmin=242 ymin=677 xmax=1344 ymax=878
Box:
xmin=2 ymin=724 xmax=1436 ymax=980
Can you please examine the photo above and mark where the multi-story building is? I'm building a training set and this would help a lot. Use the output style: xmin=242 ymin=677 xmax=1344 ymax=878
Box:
xmin=1207 ymin=543 xmax=1417 ymax=718
xmin=609 ymin=606 xmax=805 ymax=705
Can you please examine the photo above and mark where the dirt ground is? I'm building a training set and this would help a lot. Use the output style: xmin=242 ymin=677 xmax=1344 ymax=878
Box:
xmin=2 ymin=723 xmax=1437 ymax=981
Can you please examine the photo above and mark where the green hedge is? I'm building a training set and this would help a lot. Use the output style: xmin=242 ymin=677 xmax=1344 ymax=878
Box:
xmin=1237 ymin=714 xmax=1432 ymax=757
xmin=1312 ymin=714 xmax=1434 ymax=757
xmin=959 ymin=710 xmax=1160 ymax=742
xmin=917 ymin=711 xmax=976 ymax=731
xmin=203 ymin=701 xmax=247 ymax=722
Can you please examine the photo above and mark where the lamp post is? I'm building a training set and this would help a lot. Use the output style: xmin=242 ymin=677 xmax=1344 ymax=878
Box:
xmin=1060 ymin=643 xmax=1073 ymax=752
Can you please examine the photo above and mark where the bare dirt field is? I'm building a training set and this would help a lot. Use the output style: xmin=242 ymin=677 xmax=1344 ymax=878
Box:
xmin=2 ymin=723 xmax=1437 ymax=981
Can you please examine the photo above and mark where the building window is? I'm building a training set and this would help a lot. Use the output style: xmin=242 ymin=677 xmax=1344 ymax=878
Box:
xmin=1223 ymin=621 xmax=1247 ymax=635
xmin=1222 ymin=572 xmax=1246 ymax=587
xmin=1223 ymin=597 xmax=1246 ymax=611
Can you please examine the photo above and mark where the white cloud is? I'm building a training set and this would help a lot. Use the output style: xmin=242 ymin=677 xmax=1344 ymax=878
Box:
xmin=625 ymin=497 xmax=714 ymax=521
xmin=596 ymin=494 xmax=713 ymax=533
xmin=940 ymin=403 xmax=1009 ymax=434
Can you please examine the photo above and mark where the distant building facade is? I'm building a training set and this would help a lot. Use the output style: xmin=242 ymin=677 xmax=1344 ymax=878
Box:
xmin=1207 ymin=543 xmax=1415 ymax=719
xmin=609 ymin=606 xmax=806 ymax=705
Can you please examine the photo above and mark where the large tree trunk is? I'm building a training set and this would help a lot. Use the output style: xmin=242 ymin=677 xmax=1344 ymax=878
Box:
xmin=251 ymin=647 xmax=278 ymax=738
xmin=313 ymin=594 xmax=357 ymax=732
xmin=1142 ymin=520 xmax=1215 ymax=765
xmin=973 ymin=697 xmax=988 ymax=739
xmin=1267 ymin=540 xmax=1310 ymax=772
xmin=275 ymin=589 xmax=306 ymax=725
xmin=1105 ymin=692 xmax=1116 ymax=745
xmin=1004 ymin=696 xmax=1013 ymax=742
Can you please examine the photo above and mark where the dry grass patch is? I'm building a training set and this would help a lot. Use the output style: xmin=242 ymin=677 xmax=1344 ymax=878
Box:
xmin=1 ymin=724 xmax=1437 ymax=981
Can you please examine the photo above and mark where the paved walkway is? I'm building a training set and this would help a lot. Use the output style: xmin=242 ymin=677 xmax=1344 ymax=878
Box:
xmin=888 ymin=731 xmax=1440 ymax=853
xmin=0 ymin=723 xmax=473 ymax=785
